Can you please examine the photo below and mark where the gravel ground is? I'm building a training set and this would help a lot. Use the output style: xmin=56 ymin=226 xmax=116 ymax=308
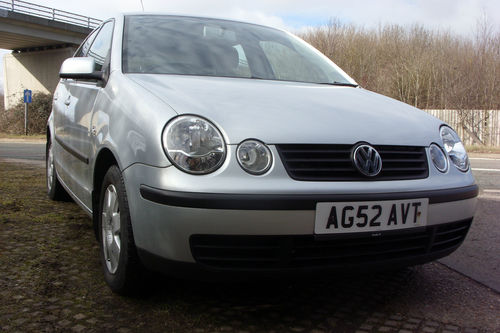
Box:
xmin=0 ymin=162 xmax=499 ymax=333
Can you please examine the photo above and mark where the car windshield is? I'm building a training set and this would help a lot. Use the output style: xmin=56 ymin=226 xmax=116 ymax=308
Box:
xmin=122 ymin=15 xmax=354 ymax=85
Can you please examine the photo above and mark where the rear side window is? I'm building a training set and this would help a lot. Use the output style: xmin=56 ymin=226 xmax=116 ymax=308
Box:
xmin=87 ymin=21 xmax=114 ymax=71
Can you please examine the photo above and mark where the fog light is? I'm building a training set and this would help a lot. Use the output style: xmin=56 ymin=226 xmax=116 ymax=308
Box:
xmin=237 ymin=140 xmax=272 ymax=175
xmin=430 ymin=143 xmax=448 ymax=172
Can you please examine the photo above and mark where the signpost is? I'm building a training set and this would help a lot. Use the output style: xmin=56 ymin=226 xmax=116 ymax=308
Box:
xmin=23 ymin=89 xmax=32 ymax=135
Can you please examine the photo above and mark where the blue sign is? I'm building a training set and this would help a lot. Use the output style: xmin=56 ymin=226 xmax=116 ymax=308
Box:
xmin=23 ymin=89 xmax=32 ymax=103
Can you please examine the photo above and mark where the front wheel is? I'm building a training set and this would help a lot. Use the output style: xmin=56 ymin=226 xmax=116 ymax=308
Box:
xmin=98 ymin=165 xmax=145 ymax=295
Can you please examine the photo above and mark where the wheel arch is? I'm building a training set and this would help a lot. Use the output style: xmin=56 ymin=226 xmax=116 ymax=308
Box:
xmin=46 ymin=111 xmax=54 ymax=144
xmin=92 ymin=147 xmax=119 ymax=239
xmin=46 ymin=126 xmax=50 ymax=153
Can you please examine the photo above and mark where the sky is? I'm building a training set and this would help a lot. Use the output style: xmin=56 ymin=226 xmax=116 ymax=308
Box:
xmin=1 ymin=0 xmax=500 ymax=90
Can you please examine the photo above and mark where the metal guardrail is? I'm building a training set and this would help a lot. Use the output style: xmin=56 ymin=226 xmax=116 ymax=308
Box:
xmin=0 ymin=0 xmax=102 ymax=29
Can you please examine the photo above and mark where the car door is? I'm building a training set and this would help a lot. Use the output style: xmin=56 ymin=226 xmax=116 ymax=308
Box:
xmin=55 ymin=21 xmax=114 ymax=209
xmin=53 ymin=25 xmax=99 ymax=203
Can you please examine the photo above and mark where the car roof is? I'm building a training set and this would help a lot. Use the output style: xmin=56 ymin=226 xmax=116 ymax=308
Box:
xmin=117 ymin=12 xmax=284 ymax=32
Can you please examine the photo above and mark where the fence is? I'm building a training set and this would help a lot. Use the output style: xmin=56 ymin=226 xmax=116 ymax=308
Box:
xmin=425 ymin=109 xmax=500 ymax=146
xmin=0 ymin=0 xmax=102 ymax=29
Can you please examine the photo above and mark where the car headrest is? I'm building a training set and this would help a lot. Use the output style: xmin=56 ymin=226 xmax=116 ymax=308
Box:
xmin=212 ymin=43 xmax=239 ymax=73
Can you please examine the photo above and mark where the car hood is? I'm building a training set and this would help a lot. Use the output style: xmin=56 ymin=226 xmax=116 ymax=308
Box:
xmin=128 ymin=74 xmax=443 ymax=146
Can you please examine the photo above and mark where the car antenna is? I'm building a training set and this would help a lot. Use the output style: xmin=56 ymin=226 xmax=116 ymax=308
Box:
xmin=140 ymin=0 xmax=145 ymax=11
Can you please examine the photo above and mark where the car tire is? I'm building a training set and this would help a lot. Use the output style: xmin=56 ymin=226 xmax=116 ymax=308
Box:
xmin=98 ymin=165 xmax=145 ymax=295
xmin=46 ymin=139 xmax=69 ymax=201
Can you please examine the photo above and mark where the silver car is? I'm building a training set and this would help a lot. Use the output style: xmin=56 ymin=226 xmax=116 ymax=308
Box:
xmin=47 ymin=14 xmax=478 ymax=295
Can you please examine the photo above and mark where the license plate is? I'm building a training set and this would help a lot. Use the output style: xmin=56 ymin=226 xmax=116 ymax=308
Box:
xmin=314 ymin=198 xmax=429 ymax=234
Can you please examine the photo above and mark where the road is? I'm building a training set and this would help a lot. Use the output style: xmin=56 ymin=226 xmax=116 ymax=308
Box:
xmin=439 ymin=155 xmax=500 ymax=292
xmin=0 ymin=140 xmax=499 ymax=292
xmin=0 ymin=140 xmax=45 ymax=163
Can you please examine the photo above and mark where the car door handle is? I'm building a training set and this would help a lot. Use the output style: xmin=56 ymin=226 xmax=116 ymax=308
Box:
xmin=64 ymin=96 xmax=71 ymax=106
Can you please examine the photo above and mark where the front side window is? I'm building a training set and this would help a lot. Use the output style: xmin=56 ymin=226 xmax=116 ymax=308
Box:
xmin=75 ymin=28 xmax=98 ymax=57
xmin=88 ymin=21 xmax=114 ymax=71
xmin=122 ymin=15 xmax=353 ymax=85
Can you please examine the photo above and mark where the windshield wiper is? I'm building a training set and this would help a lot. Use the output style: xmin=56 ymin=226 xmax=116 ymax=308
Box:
xmin=319 ymin=81 xmax=359 ymax=87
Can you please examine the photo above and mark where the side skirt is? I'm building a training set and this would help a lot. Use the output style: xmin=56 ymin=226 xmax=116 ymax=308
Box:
xmin=57 ymin=171 xmax=93 ymax=217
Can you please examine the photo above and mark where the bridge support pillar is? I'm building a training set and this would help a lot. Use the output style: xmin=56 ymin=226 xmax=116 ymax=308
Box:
xmin=3 ymin=47 xmax=76 ymax=109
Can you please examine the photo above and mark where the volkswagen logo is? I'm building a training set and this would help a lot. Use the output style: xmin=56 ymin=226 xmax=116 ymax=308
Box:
xmin=352 ymin=144 xmax=382 ymax=177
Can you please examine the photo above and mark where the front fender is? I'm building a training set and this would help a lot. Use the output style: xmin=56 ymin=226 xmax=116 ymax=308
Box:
xmin=90 ymin=72 xmax=178 ymax=172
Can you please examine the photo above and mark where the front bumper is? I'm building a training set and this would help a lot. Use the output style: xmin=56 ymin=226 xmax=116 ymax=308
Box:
xmin=122 ymin=160 xmax=477 ymax=273
xmin=137 ymin=218 xmax=473 ymax=278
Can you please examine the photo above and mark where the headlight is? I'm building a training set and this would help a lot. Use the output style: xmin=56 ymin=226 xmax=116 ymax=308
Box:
xmin=162 ymin=115 xmax=226 ymax=174
xmin=440 ymin=126 xmax=469 ymax=172
xmin=236 ymin=139 xmax=272 ymax=175
xmin=429 ymin=143 xmax=448 ymax=172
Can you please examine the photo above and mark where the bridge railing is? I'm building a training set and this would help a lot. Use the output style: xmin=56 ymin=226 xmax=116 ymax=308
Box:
xmin=0 ymin=0 xmax=102 ymax=29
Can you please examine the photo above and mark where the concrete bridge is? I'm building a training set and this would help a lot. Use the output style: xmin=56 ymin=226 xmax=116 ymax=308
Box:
xmin=1 ymin=0 xmax=101 ymax=109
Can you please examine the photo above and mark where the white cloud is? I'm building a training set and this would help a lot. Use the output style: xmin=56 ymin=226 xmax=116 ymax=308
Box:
xmin=327 ymin=0 xmax=498 ymax=35
xmin=39 ymin=0 xmax=289 ymax=28
xmin=34 ymin=0 xmax=500 ymax=34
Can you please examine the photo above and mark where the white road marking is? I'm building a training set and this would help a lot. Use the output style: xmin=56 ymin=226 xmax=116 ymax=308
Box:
xmin=479 ymin=189 xmax=500 ymax=199
xmin=472 ymin=168 xmax=500 ymax=172
xmin=469 ymin=157 xmax=500 ymax=161
xmin=479 ymin=194 xmax=500 ymax=200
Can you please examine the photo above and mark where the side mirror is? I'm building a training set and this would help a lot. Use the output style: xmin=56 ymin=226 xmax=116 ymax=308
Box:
xmin=59 ymin=57 xmax=103 ymax=80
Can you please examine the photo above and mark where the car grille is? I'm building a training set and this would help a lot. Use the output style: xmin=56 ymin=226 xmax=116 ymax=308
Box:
xmin=275 ymin=144 xmax=428 ymax=181
xmin=190 ymin=219 xmax=471 ymax=270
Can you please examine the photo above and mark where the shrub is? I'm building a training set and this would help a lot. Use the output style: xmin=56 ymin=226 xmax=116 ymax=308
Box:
xmin=0 ymin=92 xmax=52 ymax=135
xmin=299 ymin=19 xmax=500 ymax=111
